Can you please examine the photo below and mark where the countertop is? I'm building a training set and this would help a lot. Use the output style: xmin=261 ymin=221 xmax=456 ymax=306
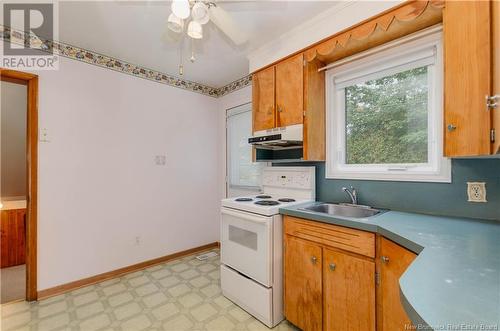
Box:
xmin=0 ymin=200 xmax=27 ymax=210
xmin=280 ymin=203 xmax=500 ymax=330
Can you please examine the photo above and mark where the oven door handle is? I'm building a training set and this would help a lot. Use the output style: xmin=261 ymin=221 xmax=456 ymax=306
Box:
xmin=221 ymin=208 xmax=270 ymax=225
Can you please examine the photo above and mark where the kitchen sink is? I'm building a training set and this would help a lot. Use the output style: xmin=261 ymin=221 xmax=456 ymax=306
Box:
xmin=300 ymin=203 xmax=381 ymax=218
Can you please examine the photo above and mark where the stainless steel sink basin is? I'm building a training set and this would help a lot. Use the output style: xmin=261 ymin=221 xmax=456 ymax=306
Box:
xmin=301 ymin=203 xmax=381 ymax=218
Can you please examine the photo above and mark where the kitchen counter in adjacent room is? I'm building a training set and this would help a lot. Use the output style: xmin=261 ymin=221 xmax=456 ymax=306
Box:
xmin=280 ymin=203 xmax=500 ymax=330
xmin=0 ymin=200 xmax=27 ymax=210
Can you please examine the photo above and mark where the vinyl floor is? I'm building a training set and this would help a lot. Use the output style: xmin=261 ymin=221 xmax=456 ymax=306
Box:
xmin=0 ymin=249 xmax=298 ymax=331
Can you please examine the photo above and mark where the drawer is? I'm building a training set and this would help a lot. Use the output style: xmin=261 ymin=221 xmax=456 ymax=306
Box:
xmin=284 ymin=216 xmax=375 ymax=258
xmin=220 ymin=265 xmax=274 ymax=327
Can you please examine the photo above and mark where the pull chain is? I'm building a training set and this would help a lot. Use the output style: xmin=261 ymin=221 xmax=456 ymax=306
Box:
xmin=179 ymin=37 xmax=184 ymax=76
xmin=190 ymin=38 xmax=196 ymax=63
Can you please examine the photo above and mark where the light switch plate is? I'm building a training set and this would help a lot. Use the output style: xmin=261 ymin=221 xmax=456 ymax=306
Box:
xmin=39 ymin=128 xmax=50 ymax=142
xmin=467 ymin=182 xmax=487 ymax=202
xmin=154 ymin=155 xmax=166 ymax=166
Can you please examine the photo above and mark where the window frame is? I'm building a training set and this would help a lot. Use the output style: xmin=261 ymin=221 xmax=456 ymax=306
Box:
xmin=325 ymin=29 xmax=451 ymax=183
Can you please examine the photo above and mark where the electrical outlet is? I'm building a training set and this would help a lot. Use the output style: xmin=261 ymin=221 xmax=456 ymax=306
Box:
xmin=467 ymin=182 xmax=487 ymax=203
xmin=154 ymin=155 xmax=166 ymax=166
xmin=135 ymin=236 xmax=141 ymax=245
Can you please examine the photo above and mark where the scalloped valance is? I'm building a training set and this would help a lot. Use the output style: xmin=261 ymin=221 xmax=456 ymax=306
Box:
xmin=303 ymin=1 xmax=444 ymax=65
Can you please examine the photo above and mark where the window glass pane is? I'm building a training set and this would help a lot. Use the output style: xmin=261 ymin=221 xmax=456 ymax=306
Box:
xmin=344 ymin=66 xmax=429 ymax=164
xmin=228 ymin=225 xmax=258 ymax=251
xmin=227 ymin=105 xmax=263 ymax=188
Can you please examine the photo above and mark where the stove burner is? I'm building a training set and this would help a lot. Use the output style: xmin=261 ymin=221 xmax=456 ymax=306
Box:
xmin=278 ymin=198 xmax=296 ymax=202
xmin=235 ymin=198 xmax=253 ymax=202
xmin=255 ymin=200 xmax=280 ymax=206
xmin=255 ymin=195 xmax=272 ymax=199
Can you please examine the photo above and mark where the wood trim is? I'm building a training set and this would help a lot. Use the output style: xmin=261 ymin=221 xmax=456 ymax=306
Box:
xmin=305 ymin=0 xmax=443 ymax=63
xmin=492 ymin=0 xmax=500 ymax=154
xmin=37 ymin=242 xmax=219 ymax=300
xmin=0 ymin=68 xmax=38 ymax=301
xmin=0 ymin=69 xmax=38 ymax=81
xmin=26 ymin=75 xmax=38 ymax=301
xmin=0 ymin=75 xmax=28 ymax=85
xmin=375 ymin=234 xmax=383 ymax=331
xmin=252 ymin=1 xmax=444 ymax=74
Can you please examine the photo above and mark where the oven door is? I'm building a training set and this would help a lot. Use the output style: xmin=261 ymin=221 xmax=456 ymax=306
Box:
xmin=221 ymin=207 xmax=272 ymax=287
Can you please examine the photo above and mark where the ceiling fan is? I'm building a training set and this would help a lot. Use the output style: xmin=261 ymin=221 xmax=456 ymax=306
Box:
xmin=167 ymin=0 xmax=248 ymax=45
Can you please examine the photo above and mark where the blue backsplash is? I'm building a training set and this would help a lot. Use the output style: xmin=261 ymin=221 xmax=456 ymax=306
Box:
xmin=277 ymin=159 xmax=500 ymax=221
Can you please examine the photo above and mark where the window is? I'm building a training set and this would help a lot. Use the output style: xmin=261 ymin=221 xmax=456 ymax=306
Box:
xmin=226 ymin=103 xmax=263 ymax=193
xmin=326 ymin=29 xmax=451 ymax=182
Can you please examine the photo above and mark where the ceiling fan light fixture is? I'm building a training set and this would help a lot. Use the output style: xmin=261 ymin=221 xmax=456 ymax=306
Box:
xmin=171 ymin=0 xmax=190 ymax=20
xmin=187 ymin=21 xmax=203 ymax=39
xmin=167 ymin=13 xmax=184 ymax=33
xmin=191 ymin=2 xmax=210 ymax=25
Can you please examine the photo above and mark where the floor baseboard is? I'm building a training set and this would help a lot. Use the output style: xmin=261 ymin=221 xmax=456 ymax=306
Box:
xmin=37 ymin=242 xmax=219 ymax=300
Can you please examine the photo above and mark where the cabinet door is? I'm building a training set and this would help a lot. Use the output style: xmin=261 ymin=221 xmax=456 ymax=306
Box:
xmin=323 ymin=249 xmax=375 ymax=331
xmin=275 ymin=53 xmax=304 ymax=127
xmin=284 ymin=235 xmax=322 ymax=331
xmin=444 ymin=1 xmax=491 ymax=156
xmin=492 ymin=0 xmax=500 ymax=154
xmin=303 ymin=58 xmax=326 ymax=161
xmin=252 ymin=66 xmax=275 ymax=132
xmin=1 ymin=209 xmax=26 ymax=268
xmin=379 ymin=238 xmax=417 ymax=331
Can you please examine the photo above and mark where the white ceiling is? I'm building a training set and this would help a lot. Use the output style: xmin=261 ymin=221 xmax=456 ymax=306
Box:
xmin=58 ymin=1 xmax=339 ymax=87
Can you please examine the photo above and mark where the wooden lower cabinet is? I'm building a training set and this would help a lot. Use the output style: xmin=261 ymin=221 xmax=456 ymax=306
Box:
xmin=324 ymin=249 xmax=375 ymax=331
xmin=1 ymin=209 xmax=26 ymax=268
xmin=378 ymin=237 xmax=417 ymax=331
xmin=284 ymin=216 xmax=375 ymax=331
xmin=284 ymin=235 xmax=323 ymax=331
xmin=284 ymin=217 xmax=418 ymax=331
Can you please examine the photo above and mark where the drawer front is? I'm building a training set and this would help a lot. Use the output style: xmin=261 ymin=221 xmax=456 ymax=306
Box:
xmin=284 ymin=216 xmax=375 ymax=258
xmin=220 ymin=265 xmax=274 ymax=327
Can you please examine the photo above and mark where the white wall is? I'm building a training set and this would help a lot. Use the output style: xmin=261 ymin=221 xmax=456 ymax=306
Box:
xmin=1 ymin=81 xmax=27 ymax=199
xmin=11 ymin=54 xmax=221 ymax=290
xmin=248 ymin=0 xmax=403 ymax=72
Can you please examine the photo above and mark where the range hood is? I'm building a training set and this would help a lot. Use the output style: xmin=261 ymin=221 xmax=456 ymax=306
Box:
xmin=249 ymin=124 xmax=303 ymax=150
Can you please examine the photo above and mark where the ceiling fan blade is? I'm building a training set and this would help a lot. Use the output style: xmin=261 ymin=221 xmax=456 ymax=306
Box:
xmin=209 ymin=5 xmax=248 ymax=45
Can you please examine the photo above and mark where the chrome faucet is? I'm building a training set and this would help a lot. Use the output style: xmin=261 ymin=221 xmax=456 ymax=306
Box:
xmin=342 ymin=186 xmax=358 ymax=205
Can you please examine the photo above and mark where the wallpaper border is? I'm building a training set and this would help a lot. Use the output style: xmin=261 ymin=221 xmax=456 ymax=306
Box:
xmin=0 ymin=25 xmax=251 ymax=98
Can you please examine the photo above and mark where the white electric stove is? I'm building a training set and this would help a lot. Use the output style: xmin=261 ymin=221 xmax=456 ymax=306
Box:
xmin=220 ymin=166 xmax=315 ymax=328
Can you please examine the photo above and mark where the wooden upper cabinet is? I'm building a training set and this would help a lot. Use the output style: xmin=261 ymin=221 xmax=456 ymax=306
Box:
xmin=252 ymin=66 xmax=275 ymax=132
xmin=323 ymin=249 xmax=375 ymax=331
xmin=284 ymin=235 xmax=322 ymax=331
xmin=275 ymin=53 xmax=304 ymax=127
xmin=304 ymin=59 xmax=326 ymax=161
xmin=492 ymin=0 xmax=500 ymax=154
xmin=444 ymin=0 xmax=492 ymax=156
xmin=379 ymin=238 xmax=417 ymax=331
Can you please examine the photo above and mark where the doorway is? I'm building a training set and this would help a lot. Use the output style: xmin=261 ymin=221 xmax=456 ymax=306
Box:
xmin=225 ymin=102 xmax=264 ymax=198
xmin=0 ymin=69 xmax=38 ymax=302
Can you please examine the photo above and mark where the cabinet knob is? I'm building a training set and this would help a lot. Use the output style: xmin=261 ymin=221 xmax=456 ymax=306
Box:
xmin=277 ymin=105 xmax=283 ymax=113
xmin=381 ymin=256 xmax=390 ymax=263
xmin=447 ymin=124 xmax=457 ymax=132
xmin=329 ymin=263 xmax=336 ymax=271
xmin=311 ymin=256 xmax=317 ymax=264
